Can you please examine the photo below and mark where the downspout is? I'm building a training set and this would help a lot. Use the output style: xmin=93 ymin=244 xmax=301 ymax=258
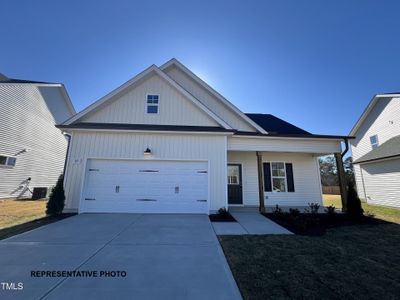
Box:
xmin=62 ymin=132 xmax=71 ymax=178
xmin=341 ymin=138 xmax=349 ymax=157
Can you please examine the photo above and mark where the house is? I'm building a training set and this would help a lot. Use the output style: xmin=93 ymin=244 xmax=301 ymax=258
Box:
xmin=350 ymin=93 xmax=400 ymax=208
xmin=0 ymin=74 xmax=75 ymax=199
xmin=58 ymin=59 xmax=350 ymax=214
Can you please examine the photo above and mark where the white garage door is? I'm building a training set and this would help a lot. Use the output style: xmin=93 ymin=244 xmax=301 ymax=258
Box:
xmin=81 ymin=159 xmax=208 ymax=214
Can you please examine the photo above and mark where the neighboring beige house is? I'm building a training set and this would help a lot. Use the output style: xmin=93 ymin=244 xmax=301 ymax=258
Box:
xmin=58 ymin=59 xmax=350 ymax=214
xmin=0 ymin=74 xmax=75 ymax=199
xmin=350 ymin=94 xmax=400 ymax=208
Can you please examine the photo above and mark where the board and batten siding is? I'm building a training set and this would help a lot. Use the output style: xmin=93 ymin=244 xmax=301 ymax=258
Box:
xmin=228 ymin=152 xmax=323 ymax=207
xmin=63 ymin=131 xmax=227 ymax=213
xmin=359 ymin=158 xmax=400 ymax=208
xmin=228 ymin=136 xmax=341 ymax=154
xmin=163 ymin=65 xmax=256 ymax=132
xmin=81 ymin=74 xmax=219 ymax=127
xmin=0 ymin=84 xmax=70 ymax=198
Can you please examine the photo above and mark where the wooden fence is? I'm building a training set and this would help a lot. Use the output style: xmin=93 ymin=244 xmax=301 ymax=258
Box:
xmin=322 ymin=186 xmax=341 ymax=195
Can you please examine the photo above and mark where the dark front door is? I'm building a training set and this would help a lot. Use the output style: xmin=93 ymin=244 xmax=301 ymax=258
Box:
xmin=227 ymin=164 xmax=243 ymax=204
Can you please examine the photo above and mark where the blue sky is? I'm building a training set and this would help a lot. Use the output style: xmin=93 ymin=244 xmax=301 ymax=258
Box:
xmin=1 ymin=0 xmax=399 ymax=135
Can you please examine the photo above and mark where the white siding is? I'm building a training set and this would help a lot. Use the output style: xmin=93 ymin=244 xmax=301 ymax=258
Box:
xmin=353 ymin=164 xmax=366 ymax=199
xmin=82 ymin=74 xmax=219 ymax=127
xmin=228 ymin=151 xmax=323 ymax=207
xmin=64 ymin=131 xmax=227 ymax=213
xmin=351 ymin=97 xmax=400 ymax=204
xmin=0 ymin=84 xmax=71 ymax=198
xmin=164 ymin=66 xmax=256 ymax=132
xmin=351 ymin=97 xmax=400 ymax=160
xmin=228 ymin=136 xmax=341 ymax=154
xmin=360 ymin=158 xmax=400 ymax=208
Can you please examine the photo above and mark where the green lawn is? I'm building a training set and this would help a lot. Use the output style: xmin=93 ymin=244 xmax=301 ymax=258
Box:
xmin=323 ymin=194 xmax=400 ymax=224
xmin=220 ymin=224 xmax=400 ymax=299
xmin=220 ymin=197 xmax=400 ymax=299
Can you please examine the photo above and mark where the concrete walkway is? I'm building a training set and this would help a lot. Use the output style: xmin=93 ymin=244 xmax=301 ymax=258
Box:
xmin=0 ymin=214 xmax=241 ymax=300
xmin=212 ymin=212 xmax=292 ymax=235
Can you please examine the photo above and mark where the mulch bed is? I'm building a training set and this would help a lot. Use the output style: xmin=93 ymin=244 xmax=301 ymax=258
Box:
xmin=209 ymin=212 xmax=237 ymax=222
xmin=263 ymin=212 xmax=386 ymax=236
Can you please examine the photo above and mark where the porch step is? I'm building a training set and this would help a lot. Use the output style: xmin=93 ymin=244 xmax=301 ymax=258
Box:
xmin=228 ymin=206 xmax=259 ymax=213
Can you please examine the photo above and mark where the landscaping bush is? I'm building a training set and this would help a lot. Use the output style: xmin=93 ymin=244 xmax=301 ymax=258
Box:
xmin=46 ymin=174 xmax=65 ymax=215
xmin=306 ymin=202 xmax=320 ymax=214
xmin=218 ymin=207 xmax=229 ymax=216
xmin=346 ymin=181 xmax=364 ymax=218
xmin=325 ymin=205 xmax=336 ymax=216
xmin=289 ymin=208 xmax=300 ymax=217
xmin=273 ymin=204 xmax=282 ymax=215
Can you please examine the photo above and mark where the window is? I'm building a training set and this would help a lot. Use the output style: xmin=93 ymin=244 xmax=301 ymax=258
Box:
xmin=147 ymin=94 xmax=159 ymax=114
xmin=0 ymin=155 xmax=17 ymax=167
xmin=227 ymin=165 xmax=240 ymax=184
xmin=263 ymin=162 xmax=295 ymax=192
xmin=271 ymin=162 xmax=286 ymax=192
xmin=370 ymin=135 xmax=379 ymax=149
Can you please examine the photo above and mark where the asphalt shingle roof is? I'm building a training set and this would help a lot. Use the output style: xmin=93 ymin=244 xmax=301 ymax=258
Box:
xmin=353 ymin=135 xmax=400 ymax=164
xmin=245 ymin=113 xmax=311 ymax=135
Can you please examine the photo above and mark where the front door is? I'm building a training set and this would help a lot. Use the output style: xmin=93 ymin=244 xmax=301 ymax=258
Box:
xmin=227 ymin=164 xmax=243 ymax=205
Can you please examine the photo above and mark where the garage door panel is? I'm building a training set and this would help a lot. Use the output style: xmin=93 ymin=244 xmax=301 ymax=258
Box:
xmin=81 ymin=160 xmax=208 ymax=214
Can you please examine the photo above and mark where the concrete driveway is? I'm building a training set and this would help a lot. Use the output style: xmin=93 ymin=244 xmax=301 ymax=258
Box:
xmin=0 ymin=214 xmax=241 ymax=300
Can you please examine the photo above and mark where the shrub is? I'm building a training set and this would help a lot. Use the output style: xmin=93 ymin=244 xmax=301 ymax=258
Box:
xmin=218 ymin=207 xmax=229 ymax=216
xmin=273 ymin=204 xmax=282 ymax=214
xmin=325 ymin=205 xmax=336 ymax=216
xmin=46 ymin=174 xmax=65 ymax=215
xmin=346 ymin=181 xmax=364 ymax=218
xmin=306 ymin=202 xmax=320 ymax=214
xmin=289 ymin=208 xmax=300 ymax=217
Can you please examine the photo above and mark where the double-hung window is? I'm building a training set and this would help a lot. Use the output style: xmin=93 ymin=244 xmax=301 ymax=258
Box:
xmin=263 ymin=161 xmax=295 ymax=192
xmin=271 ymin=162 xmax=287 ymax=192
xmin=147 ymin=94 xmax=159 ymax=114
xmin=370 ymin=135 xmax=379 ymax=149
xmin=0 ymin=155 xmax=17 ymax=167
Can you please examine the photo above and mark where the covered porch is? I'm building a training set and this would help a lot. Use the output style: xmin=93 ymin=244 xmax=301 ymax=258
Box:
xmin=226 ymin=135 xmax=348 ymax=212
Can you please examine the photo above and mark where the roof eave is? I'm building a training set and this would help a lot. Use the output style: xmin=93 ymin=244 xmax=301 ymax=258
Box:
xmin=159 ymin=58 xmax=268 ymax=134
xmin=349 ymin=93 xmax=400 ymax=136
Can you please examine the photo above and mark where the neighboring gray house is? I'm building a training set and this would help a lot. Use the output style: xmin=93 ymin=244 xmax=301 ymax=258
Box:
xmin=350 ymin=93 xmax=400 ymax=208
xmin=0 ymin=74 xmax=75 ymax=199
xmin=58 ymin=59 xmax=350 ymax=214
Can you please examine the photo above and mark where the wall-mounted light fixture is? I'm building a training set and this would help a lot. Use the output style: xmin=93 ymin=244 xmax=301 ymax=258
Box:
xmin=144 ymin=147 xmax=152 ymax=159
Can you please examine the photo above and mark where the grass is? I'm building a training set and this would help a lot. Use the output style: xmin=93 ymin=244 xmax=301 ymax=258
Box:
xmin=322 ymin=194 xmax=343 ymax=209
xmin=220 ymin=224 xmax=400 ymax=299
xmin=0 ymin=198 xmax=47 ymax=229
xmin=0 ymin=198 xmax=75 ymax=240
xmin=323 ymin=194 xmax=400 ymax=224
xmin=0 ymin=214 xmax=73 ymax=240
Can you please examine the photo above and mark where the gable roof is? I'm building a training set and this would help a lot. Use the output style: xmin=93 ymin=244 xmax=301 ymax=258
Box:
xmin=350 ymin=93 xmax=400 ymax=136
xmin=245 ymin=113 xmax=311 ymax=135
xmin=0 ymin=74 xmax=75 ymax=116
xmin=62 ymin=65 xmax=231 ymax=129
xmin=160 ymin=58 xmax=268 ymax=134
xmin=353 ymin=135 xmax=400 ymax=164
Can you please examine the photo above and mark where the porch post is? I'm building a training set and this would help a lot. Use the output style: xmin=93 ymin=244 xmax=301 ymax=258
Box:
xmin=334 ymin=152 xmax=348 ymax=212
xmin=256 ymin=151 xmax=265 ymax=212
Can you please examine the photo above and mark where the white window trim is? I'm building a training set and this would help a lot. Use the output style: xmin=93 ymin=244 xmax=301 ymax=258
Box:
xmin=145 ymin=93 xmax=160 ymax=114
xmin=0 ymin=154 xmax=17 ymax=168
xmin=370 ymin=134 xmax=379 ymax=149
xmin=227 ymin=164 xmax=241 ymax=185
xmin=270 ymin=161 xmax=288 ymax=193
